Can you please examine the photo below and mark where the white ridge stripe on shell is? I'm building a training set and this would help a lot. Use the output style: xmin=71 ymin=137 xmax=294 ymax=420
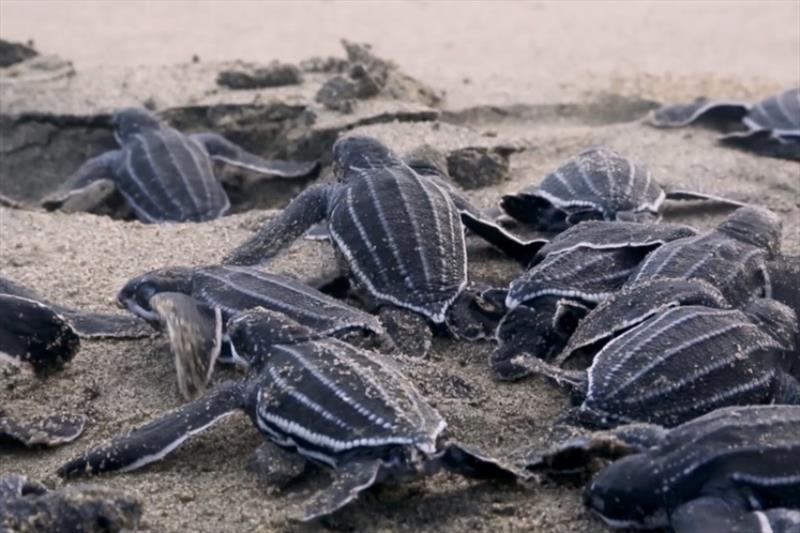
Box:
xmin=552 ymin=169 xmax=579 ymax=197
xmin=156 ymin=130 xmax=201 ymax=213
xmin=419 ymin=174 xmax=456 ymax=286
xmin=118 ymin=411 xmax=236 ymax=473
xmin=397 ymin=170 xmax=433 ymax=285
xmin=133 ymin=134 xmax=186 ymax=218
xmin=600 ymin=150 xmax=617 ymax=209
xmin=343 ymin=186 xmax=392 ymax=287
xmin=680 ymin=240 xmax=726 ymax=279
xmin=534 ymin=188 xmax=599 ymax=211
xmin=276 ymin=345 xmax=393 ymax=430
xmin=755 ymin=512 xmax=774 ymax=533
xmin=121 ymin=148 xmax=158 ymax=222
xmin=610 ymin=321 xmax=755 ymax=397
xmin=773 ymin=90 xmax=796 ymax=126
xmin=633 ymin=237 xmax=686 ymax=282
xmin=186 ymin=136 xmax=215 ymax=208
xmin=623 ymin=157 xmax=636 ymax=200
xmin=579 ymin=265 xmax=638 ymax=287
xmin=732 ymin=472 xmax=800 ymax=487
xmin=577 ymin=156 xmax=605 ymax=202
xmin=267 ymin=365 xmax=354 ymax=431
xmin=360 ymin=168 xmax=414 ymax=289
xmin=597 ymin=308 xmax=735 ymax=387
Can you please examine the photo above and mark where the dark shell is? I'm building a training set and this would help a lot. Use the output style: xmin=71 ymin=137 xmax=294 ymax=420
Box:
xmin=629 ymin=228 xmax=772 ymax=307
xmin=328 ymin=162 xmax=466 ymax=323
xmin=557 ymin=278 xmax=730 ymax=366
xmin=237 ymin=332 xmax=445 ymax=465
xmin=501 ymin=148 xmax=664 ymax=230
xmin=0 ymin=294 xmax=79 ymax=373
xmin=586 ymin=405 xmax=800 ymax=528
xmin=743 ymin=88 xmax=800 ymax=134
xmin=648 ymin=97 xmax=750 ymax=128
xmin=581 ymin=305 xmax=790 ymax=427
xmin=531 ymin=221 xmax=697 ymax=265
xmin=113 ymin=125 xmax=230 ymax=223
xmin=192 ymin=265 xmax=385 ymax=338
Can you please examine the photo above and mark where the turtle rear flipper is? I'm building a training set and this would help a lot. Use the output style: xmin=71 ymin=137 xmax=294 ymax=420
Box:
xmin=192 ymin=132 xmax=319 ymax=179
xmin=58 ymin=380 xmax=244 ymax=478
xmin=647 ymin=98 xmax=751 ymax=129
xmin=670 ymin=497 xmax=800 ymax=533
xmin=61 ymin=309 xmax=152 ymax=339
xmin=149 ymin=292 xmax=223 ymax=400
xmin=0 ymin=413 xmax=86 ymax=448
xmin=299 ymin=459 xmax=382 ymax=522
xmin=459 ymin=210 xmax=547 ymax=265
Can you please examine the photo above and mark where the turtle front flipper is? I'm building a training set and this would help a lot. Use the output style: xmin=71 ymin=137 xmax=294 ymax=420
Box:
xmin=647 ymin=98 xmax=751 ymax=128
xmin=459 ymin=211 xmax=548 ymax=265
xmin=41 ymin=150 xmax=121 ymax=213
xmin=60 ymin=309 xmax=152 ymax=339
xmin=192 ymin=132 xmax=319 ymax=178
xmin=299 ymin=459 xmax=382 ymax=522
xmin=670 ymin=497 xmax=799 ymax=533
xmin=662 ymin=186 xmax=749 ymax=208
xmin=149 ymin=293 xmax=223 ymax=400
xmin=720 ymin=129 xmax=800 ymax=161
xmin=438 ymin=442 xmax=522 ymax=481
xmin=223 ymin=183 xmax=331 ymax=266
xmin=0 ymin=412 xmax=86 ymax=448
xmin=58 ymin=380 xmax=245 ymax=478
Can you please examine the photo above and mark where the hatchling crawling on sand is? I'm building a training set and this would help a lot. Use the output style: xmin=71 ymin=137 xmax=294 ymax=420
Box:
xmin=0 ymin=473 xmax=142 ymax=532
xmin=487 ymin=220 xmax=698 ymax=379
xmin=649 ymin=88 xmax=800 ymax=161
xmin=117 ymin=264 xmax=390 ymax=399
xmin=59 ymin=309 xmax=519 ymax=522
xmin=519 ymin=405 xmax=800 ymax=532
xmin=42 ymin=107 xmax=318 ymax=223
xmin=223 ymin=136 xmax=522 ymax=355
xmin=498 ymin=147 xmax=746 ymax=232
xmin=510 ymin=286 xmax=800 ymax=428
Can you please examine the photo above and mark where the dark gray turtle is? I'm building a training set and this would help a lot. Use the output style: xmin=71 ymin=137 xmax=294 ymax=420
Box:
xmin=1 ymin=412 xmax=86 ymax=449
xmin=649 ymin=88 xmax=800 ymax=161
xmin=499 ymin=147 xmax=746 ymax=232
xmin=628 ymin=205 xmax=780 ymax=306
xmin=769 ymin=255 xmax=800 ymax=375
xmin=490 ymin=221 xmax=698 ymax=379
xmin=509 ymin=297 xmax=799 ymax=428
xmin=577 ymin=405 xmax=800 ymax=532
xmin=58 ymin=309 xmax=518 ymax=522
xmin=42 ymin=107 xmax=318 ymax=223
xmin=0 ymin=275 xmax=150 ymax=339
xmin=0 ymin=473 xmax=142 ymax=532
xmin=223 ymin=136 xmax=517 ymax=355
xmin=117 ymin=264 xmax=390 ymax=399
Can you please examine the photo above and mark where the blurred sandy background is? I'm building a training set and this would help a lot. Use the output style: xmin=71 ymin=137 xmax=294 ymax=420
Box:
xmin=2 ymin=1 xmax=799 ymax=108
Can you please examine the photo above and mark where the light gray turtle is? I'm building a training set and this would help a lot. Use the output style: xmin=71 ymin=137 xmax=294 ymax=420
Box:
xmin=0 ymin=275 xmax=150 ymax=339
xmin=117 ymin=264 xmax=391 ymax=399
xmin=0 ymin=473 xmax=142 ymax=532
xmin=510 ymin=295 xmax=799 ymax=428
xmin=649 ymin=88 xmax=800 ymax=161
xmin=58 ymin=309 xmax=519 ymax=522
xmin=489 ymin=221 xmax=698 ymax=379
xmin=42 ymin=107 xmax=319 ymax=223
xmin=223 ymin=136 xmax=519 ymax=356
xmin=499 ymin=147 xmax=746 ymax=232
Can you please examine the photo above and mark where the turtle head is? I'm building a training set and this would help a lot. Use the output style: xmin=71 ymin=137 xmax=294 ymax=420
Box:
xmin=332 ymin=136 xmax=404 ymax=180
xmin=227 ymin=308 xmax=319 ymax=368
xmin=717 ymin=206 xmax=782 ymax=257
xmin=113 ymin=107 xmax=162 ymax=143
xmin=584 ymin=454 xmax=667 ymax=529
xmin=404 ymin=144 xmax=450 ymax=179
xmin=117 ymin=267 xmax=194 ymax=323
xmin=745 ymin=298 xmax=798 ymax=351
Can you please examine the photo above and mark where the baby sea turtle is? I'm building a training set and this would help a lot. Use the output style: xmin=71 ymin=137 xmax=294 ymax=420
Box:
xmin=511 ymin=296 xmax=799 ymax=428
xmin=499 ymin=147 xmax=745 ymax=232
xmin=490 ymin=221 xmax=698 ymax=379
xmin=649 ymin=88 xmax=800 ymax=161
xmin=0 ymin=275 xmax=150 ymax=339
xmin=577 ymin=406 xmax=800 ymax=531
xmin=58 ymin=309 xmax=518 ymax=521
xmin=223 ymin=136 xmax=514 ymax=354
xmin=118 ymin=264 xmax=389 ymax=400
xmin=42 ymin=107 xmax=318 ymax=223
xmin=0 ymin=294 xmax=86 ymax=448
xmin=0 ymin=473 xmax=142 ymax=531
